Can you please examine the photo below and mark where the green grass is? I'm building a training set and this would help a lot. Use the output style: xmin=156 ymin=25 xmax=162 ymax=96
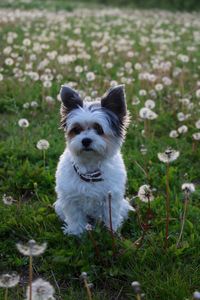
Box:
xmin=0 ymin=4 xmax=200 ymax=300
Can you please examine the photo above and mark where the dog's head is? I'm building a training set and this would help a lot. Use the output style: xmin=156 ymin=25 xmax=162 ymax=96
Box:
xmin=60 ymin=85 xmax=130 ymax=160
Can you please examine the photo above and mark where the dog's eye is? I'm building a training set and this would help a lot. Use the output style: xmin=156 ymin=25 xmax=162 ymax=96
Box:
xmin=71 ymin=126 xmax=82 ymax=135
xmin=94 ymin=123 xmax=104 ymax=135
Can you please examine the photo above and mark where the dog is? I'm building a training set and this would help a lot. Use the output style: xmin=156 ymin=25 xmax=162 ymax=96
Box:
xmin=54 ymin=84 xmax=133 ymax=235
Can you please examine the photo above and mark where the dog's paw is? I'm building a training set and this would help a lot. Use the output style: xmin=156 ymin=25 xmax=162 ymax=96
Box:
xmin=61 ymin=221 xmax=85 ymax=236
xmin=61 ymin=222 xmax=69 ymax=235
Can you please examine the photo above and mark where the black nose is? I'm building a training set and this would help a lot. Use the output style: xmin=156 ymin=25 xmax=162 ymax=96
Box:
xmin=82 ymin=138 xmax=92 ymax=147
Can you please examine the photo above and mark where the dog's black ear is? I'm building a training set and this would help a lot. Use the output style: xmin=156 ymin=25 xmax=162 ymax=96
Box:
xmin=101 ymin=85 xmax=127 ymax=119
xmin=60 ymin=85 xmax=83 ymax=111
xmin=60 ymin=85 xmax=83 ymax=129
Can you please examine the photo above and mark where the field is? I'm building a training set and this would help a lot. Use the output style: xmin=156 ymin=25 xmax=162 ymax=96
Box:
xmin=0 ymin=2 xmax=200 ymax=300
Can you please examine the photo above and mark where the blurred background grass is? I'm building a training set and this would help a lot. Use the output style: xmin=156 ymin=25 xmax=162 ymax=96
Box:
xmin=1 ymin=0 xmax=200 ymax=11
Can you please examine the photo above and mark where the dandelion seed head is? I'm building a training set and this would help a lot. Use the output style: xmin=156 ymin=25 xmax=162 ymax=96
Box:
xmin=158 ymin=148 xmax=180 ymax=163
xmin=26 ymin=278 xmax=55 ymax=300
xmin=85 ymin=224 xmax=93 ymax=231
xmin=16 ymin=240 xmax=47 ymax=256
xmin=2 ymin=194 xmax=16 ymax=205
xmin=177 ymin=125 xmax=188 ymax=134
xmin=80 ymin=272 xmax=88 ymax=279
xmin=169 ymin=130 xmax=179 ymax=138
xmin=86 ymin=72 xmax=95 ymax=81
xmin=138 ymin=89 xmax=147 ymax=96
xmin=192 ymin=132 xmax=200 ymax=140
xmin=145 ymin=99 xmax=155 ymax=109
xmin=181 ymin=183 xmax=195 ymax=194
xmin=196 ymin=89 xmax=200 ymax=98
xmin=36 ymin=139 xmax=50 ymax=150
xmin=0 ymin=272 xmax=20 ymax=288
xmin=195 ymin=120 xmax=200 ymax=129
xmin=155 ymin=83 xmax=163 ymax=91
xmin=138 ymin=185 xmax=154 ymax=202
xmin=18 ymin=118 xmax=29 ymax=128
xmin=131 ymin=281 xmax=141 ymax=294
xmin=31 ymin=101 xmax=39 ymax=108
xmin=132 ymin=97 xmax=140 ymax=105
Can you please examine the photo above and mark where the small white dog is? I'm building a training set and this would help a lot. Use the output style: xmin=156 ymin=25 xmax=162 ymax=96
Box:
xmin=54 ymin=84 xmax=133 ymax=235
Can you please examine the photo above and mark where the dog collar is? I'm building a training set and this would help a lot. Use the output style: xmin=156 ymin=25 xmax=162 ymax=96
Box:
xmin=73 ymin=163 xmax=103 ymax=183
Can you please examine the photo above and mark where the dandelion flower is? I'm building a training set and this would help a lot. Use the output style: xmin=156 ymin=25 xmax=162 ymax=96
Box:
xmin=181 ymin=183 xmax=195 ymax=194
xmin=158 ymin=148 xmax=179 ymax=163
xmin=177 ymin=112 xmax=186 ymax=122
xmin=26 ymin=278 xmax=55 ymax=300
xmin=138 ymin=89 xmax=147 ymax=96
xmin=139 ymin=107 xmax=157 ymax=120
xmin=80 ymin=272 xmax=88 ymax=279
xmin=85 ymin=224 xmax=93 ymax=231
xmin=2 ymin=194 xmax=16 ymax=205
xmin=131 ymin=281 xmax=141 ymax=294
xmin=138 ymin=185 xmax=154 ymax=203
xmin=5 ymin=57 xmax=14 ymax=66
xmin=155 ymin=83 xmax=163 ymax=91
xmin=16 ymin=240 xmax=47 ymax=256
xmin=0 ymin=272 xmax=19 ymax=288
xmin=132 ymin=97 xmax=140 ymax=105
xmin=86 ymin=72 xmax=95 ymax=81
xmin=169 ymin=130 xmax=179 ymax=138
xmin=36 ymin=140 xmax=50 ymax=150
xmin=18 ymin=118 xmax=29 ymax=128
xmin=196 ymin=89 xmax=200 ymax=98
xmin=145 ymin=99 xmax=155 ymax=109
xmin=23 ymin=103 xmax=30 ymax=109
xmin=192 ymin=132 xmax=200 ymax=140
xmin=195 ymin=120 xmax=200 ymax=129
xmin=177 ymin=125 xmax=188 ymax=134
xmin=139 ymin=107 xmax=150 ymax=119
xmin=31 ymin=101 xmax=39 ymax=108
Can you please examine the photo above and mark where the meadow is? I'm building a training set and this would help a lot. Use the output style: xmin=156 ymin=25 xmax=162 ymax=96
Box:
xmin=0 ymin=2 xmax=200 ymax=300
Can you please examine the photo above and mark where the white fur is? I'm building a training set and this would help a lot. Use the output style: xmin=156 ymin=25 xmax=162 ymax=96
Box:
xmin=54 ymin=101 xmax=133 ymax=235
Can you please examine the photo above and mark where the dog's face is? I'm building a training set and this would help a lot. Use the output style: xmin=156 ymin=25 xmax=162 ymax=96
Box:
xmin=60 ymin=85 xmax=129 ymax=160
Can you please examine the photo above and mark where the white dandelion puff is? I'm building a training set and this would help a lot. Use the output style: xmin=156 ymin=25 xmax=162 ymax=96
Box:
xmin=192 ymin=132 xmax=200 ymax=140
xmin=36 ymin=140 xmax=50 ymax=151
xmin=26 ymin=278 xmax=55 ymax=300
xmin=181 ymin=183 xmax=195 ymax=194
xmin=0 ymin=272 xmax=20 ymax=288
xmin=2 ymin=194 xmax=16 ymax=205
xmin=158 ymin=148 xmax=180 ymax=163
xmin=16 ymin=240 xmax=47 ymax=256
xmin=169 ymin=130 xmax=179 ymax=138
xmin=138 ymin=185 xmax=154 ymax=203
xmin=18 ymin=118 xmax=29 ymax=128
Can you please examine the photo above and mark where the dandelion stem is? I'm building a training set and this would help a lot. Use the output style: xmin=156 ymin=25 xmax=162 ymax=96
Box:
xmin=4 ymin=288 xmax=8 ymax=300
xmin=144 ymin=119 xmax=148 ymax=138
xmin=83 ymin=278 xmax=92 ymax=300
xmin=88 ymin=230 xmax=100 ymax=259
xmin=176 ymin=195 xmax=189 ymax=248
xmin=136 ymin=293 xmax=141 ymax=300
xmin=29 ymin=255 xmax=33 ymax=300
xmin=192 ymin=141 xmax=196 ymax=153
xmin=43 ymin=150 xmax=46 ymax=168
xmin=108 ymin=192 xmax=116 ymax=256
xmin=165 ymin=162 xmax=170 ymax=249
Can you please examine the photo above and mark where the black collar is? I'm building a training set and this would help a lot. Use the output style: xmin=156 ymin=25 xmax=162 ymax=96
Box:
xmin=73 ymin=163 xmax=103 ymax=183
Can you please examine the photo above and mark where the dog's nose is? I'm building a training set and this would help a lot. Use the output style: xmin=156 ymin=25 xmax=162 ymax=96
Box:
xmin=82 ymin=138 xmax=92 ymax=147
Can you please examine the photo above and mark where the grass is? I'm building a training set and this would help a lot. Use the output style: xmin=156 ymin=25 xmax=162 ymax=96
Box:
xmin=0 ymin=2 xmax=200 ymax=299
